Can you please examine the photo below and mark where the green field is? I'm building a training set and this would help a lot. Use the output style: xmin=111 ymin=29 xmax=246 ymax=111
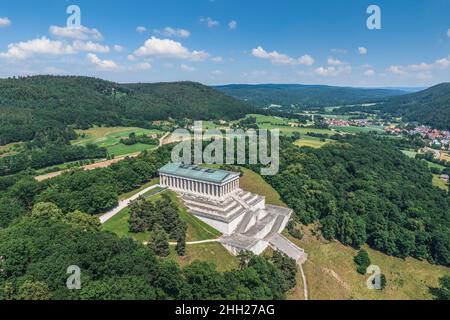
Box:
xmin=102 ymin=190 xmax=221 ymax=242
xmin=294 ymin=137 xmax=330 ymax=149
xmin=167 ymin=243 xmax=239 ymax=272
xmin=72 ymin=126 xmax=162 ymax=156
xmin=432 ymin=174 xmax=449 ymax=191
xmin=233 ymin=114 xmax=334 ymax=136
xmin=402 ymin=150 xmax=418 ymax=159
xmin=331 ymin=125 xmax=385 ymax=134
xmin=239 ymin=168 xmax=286 ymax=207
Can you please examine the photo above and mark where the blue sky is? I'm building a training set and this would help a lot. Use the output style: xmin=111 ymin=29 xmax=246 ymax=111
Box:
xmin=0 ymin=0 xmax=449 ymax=87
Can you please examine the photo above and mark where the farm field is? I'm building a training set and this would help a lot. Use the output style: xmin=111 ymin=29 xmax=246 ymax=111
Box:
xmin=285 ymin=226 xmax=450 ymax=300
xmin=72 ymin=126 xmax=162 ymax=156
xmin=330 ymin=125 xmax=385 ymax=134
xmin=234 ymin=114 xmax=334 ymax=136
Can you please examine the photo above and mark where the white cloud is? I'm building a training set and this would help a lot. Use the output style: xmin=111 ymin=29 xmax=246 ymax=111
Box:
xmin=358 ymin=47 xmax=368 ymax=55
xmin=0 ymin=17 xmax=11 ymax=27
xmin=331 ymin=48 xmax=347 ymax=54
xmin=180 ymin=64 xmax=195 ymax=72
xmin=155 ymin=27 xmax=190 ymax=38
xmin=364 ymin=69 xmax=375 ymax=76
xmin=136 ymin=26 xmax=147 ymax=34
xmin=200 ymin=17 xmax=219 ymax=28
xmin=447 ymin=28 xmax=450 ymax=37
xmin=298 ymin=54 xmax=315 ymax=66
xmin=436 ymin=56 xmax=450 ymax=68
xmin=327 ymin=57 xmax=344 ymax=66
xmin=49 ymin=25 xmax=103 ymax=41
xmin=252 ymin=46 xmax=314 ymax=66
xmin=228 ymin=20 xmax=237 ymax=30
xmin=113 ymin=45 xmax=124 ymax=52
xmin=211 ymin=56 xmax=224 ymax=62
xmin=134 ymin=37 xmax=209 ymax=61
xmin=212 ymin=70 xmax=222 ymax=75
xmin=387 ymin=65 xmax=407 ymax=75
xmin=87 ymin=53 xmax=118 ymax=71
xmin=134 ymin=62 xmax=152 ymax=70
xmin=73 ymin=41 xmax=110 ymax=53
xmin=314 ymin=65 xmax=352 ymax=77
xmin=387 ymin=55 xmax=450 ymax=76
xmin=0 ymin=37 xmax=76 ymax=60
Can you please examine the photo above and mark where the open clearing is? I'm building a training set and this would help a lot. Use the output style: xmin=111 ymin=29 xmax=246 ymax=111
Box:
xmin=294 ymin=137 xmax=330 ymax=149
xmin=72 ymin=126 xmax=161 ymax=156
xmin=432 ymin=174 xmax=448 ymax=191
xmin=285 ymin=226 xmax=450 ymax=300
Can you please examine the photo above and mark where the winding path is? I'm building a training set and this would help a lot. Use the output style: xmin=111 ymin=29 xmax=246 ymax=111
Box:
xmin=99 ymin=184 xmax=162 ymax=224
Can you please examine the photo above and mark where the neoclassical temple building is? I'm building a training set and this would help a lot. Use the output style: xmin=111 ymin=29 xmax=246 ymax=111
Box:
xmin=159 ymin=163 xmax=306 ymax=262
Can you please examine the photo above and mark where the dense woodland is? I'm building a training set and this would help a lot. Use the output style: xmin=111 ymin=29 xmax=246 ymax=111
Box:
xmin=259 ymin=136 xmax=450 ymax=266
xmin=216 ymin=84 xmax=406 ymax=109
xmin=379 ymin=83 xmax=450 ymax=130
xmin=0 ymin=202 xmax=296 ymax=300
xmin=0 ymin=127 xmax=106 ymax=176
xmin=0 ymin=76 xmax=255 ymax=145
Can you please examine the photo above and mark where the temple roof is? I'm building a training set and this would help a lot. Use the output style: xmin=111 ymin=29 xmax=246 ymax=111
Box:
xmin=159 ymin=163 xmax=239 ymax=184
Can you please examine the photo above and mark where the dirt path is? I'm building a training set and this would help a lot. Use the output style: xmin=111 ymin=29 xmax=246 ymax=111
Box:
xmin=35 ymin=153 xmax=141 ymax=182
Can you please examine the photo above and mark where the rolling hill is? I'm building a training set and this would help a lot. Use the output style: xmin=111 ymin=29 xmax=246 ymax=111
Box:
xmin=380 ymin=83 xmax=450 ymax=130
xmin=215 ymin=84 xmax=407 ymax=109
xmin=0 ymin=76 xmax=254 ymax=145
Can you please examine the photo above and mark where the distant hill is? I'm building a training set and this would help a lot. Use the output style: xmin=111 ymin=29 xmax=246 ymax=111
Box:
xmin=380 ymin=83 xmax=450 ymax=130
xmin=0 ymin=76 xmax=254 ymax=145
xmin=215 ymin=84 xmax=407 ymax=109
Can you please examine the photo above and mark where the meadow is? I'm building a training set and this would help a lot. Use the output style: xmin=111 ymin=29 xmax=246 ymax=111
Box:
xmin=72 ymin=126 xmax=162 ymax=157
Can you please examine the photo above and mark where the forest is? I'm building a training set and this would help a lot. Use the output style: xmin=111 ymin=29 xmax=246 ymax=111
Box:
xmin=260 ymin=135 xmax=450 ymax=266
xmin=0 ymin=76 xmax=255 ymax=145
xmin=0 ymin=201 xmax=296 ymax=300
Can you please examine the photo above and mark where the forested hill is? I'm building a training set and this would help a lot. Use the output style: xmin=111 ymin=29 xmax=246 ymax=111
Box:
xmin=380 ymin=83 xmax=450 ymax=130
xmin=215 ymin=84 xmax=407 ymax=109
xmin=0 ymin=76 xmax=254 ymax=145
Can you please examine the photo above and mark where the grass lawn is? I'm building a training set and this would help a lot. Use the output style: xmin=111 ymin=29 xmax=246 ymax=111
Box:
xmin=239 ymin=168 xmax=286 ymax=207
xmin=331 ymin=125 xmax=385 ymax=134
xmin=102 ymin=207 xmax=152 ymax=242
xmin=102 ymin=190 xmax=221 ymax=242
xmin=294 ymin=137 xmax=330 ymax=149
xmin=72 ymin=126 xmax=162 ymax=157
xmin=164 ymin=191 xmax=222 ymax=241
xmin=284 ymin=226 xmax=450 ymax=300
xmin=232 ymin=114 xmax=334 ymax=136
xmin=167 ymin=243 xmax=239 ymax=272
xmin=432 ymin=174 xmax=448 ymax=192
xmin=118 ymin=178 xmax=160 ymax=200
xmin=402 ymin=150 xmax=418 ymax=159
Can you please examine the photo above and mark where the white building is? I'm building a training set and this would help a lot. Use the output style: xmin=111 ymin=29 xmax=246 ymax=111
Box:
xmin=159 ymin=163 xmax=306 ymax=263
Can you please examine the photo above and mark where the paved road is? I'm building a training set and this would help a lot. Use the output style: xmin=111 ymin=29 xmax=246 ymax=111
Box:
xmin=99 ymin=184 xmax=162 ymax=224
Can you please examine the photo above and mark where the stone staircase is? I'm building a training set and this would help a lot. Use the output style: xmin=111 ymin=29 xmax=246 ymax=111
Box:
xmin=179 ymin=188 xmax=306 ymax=264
